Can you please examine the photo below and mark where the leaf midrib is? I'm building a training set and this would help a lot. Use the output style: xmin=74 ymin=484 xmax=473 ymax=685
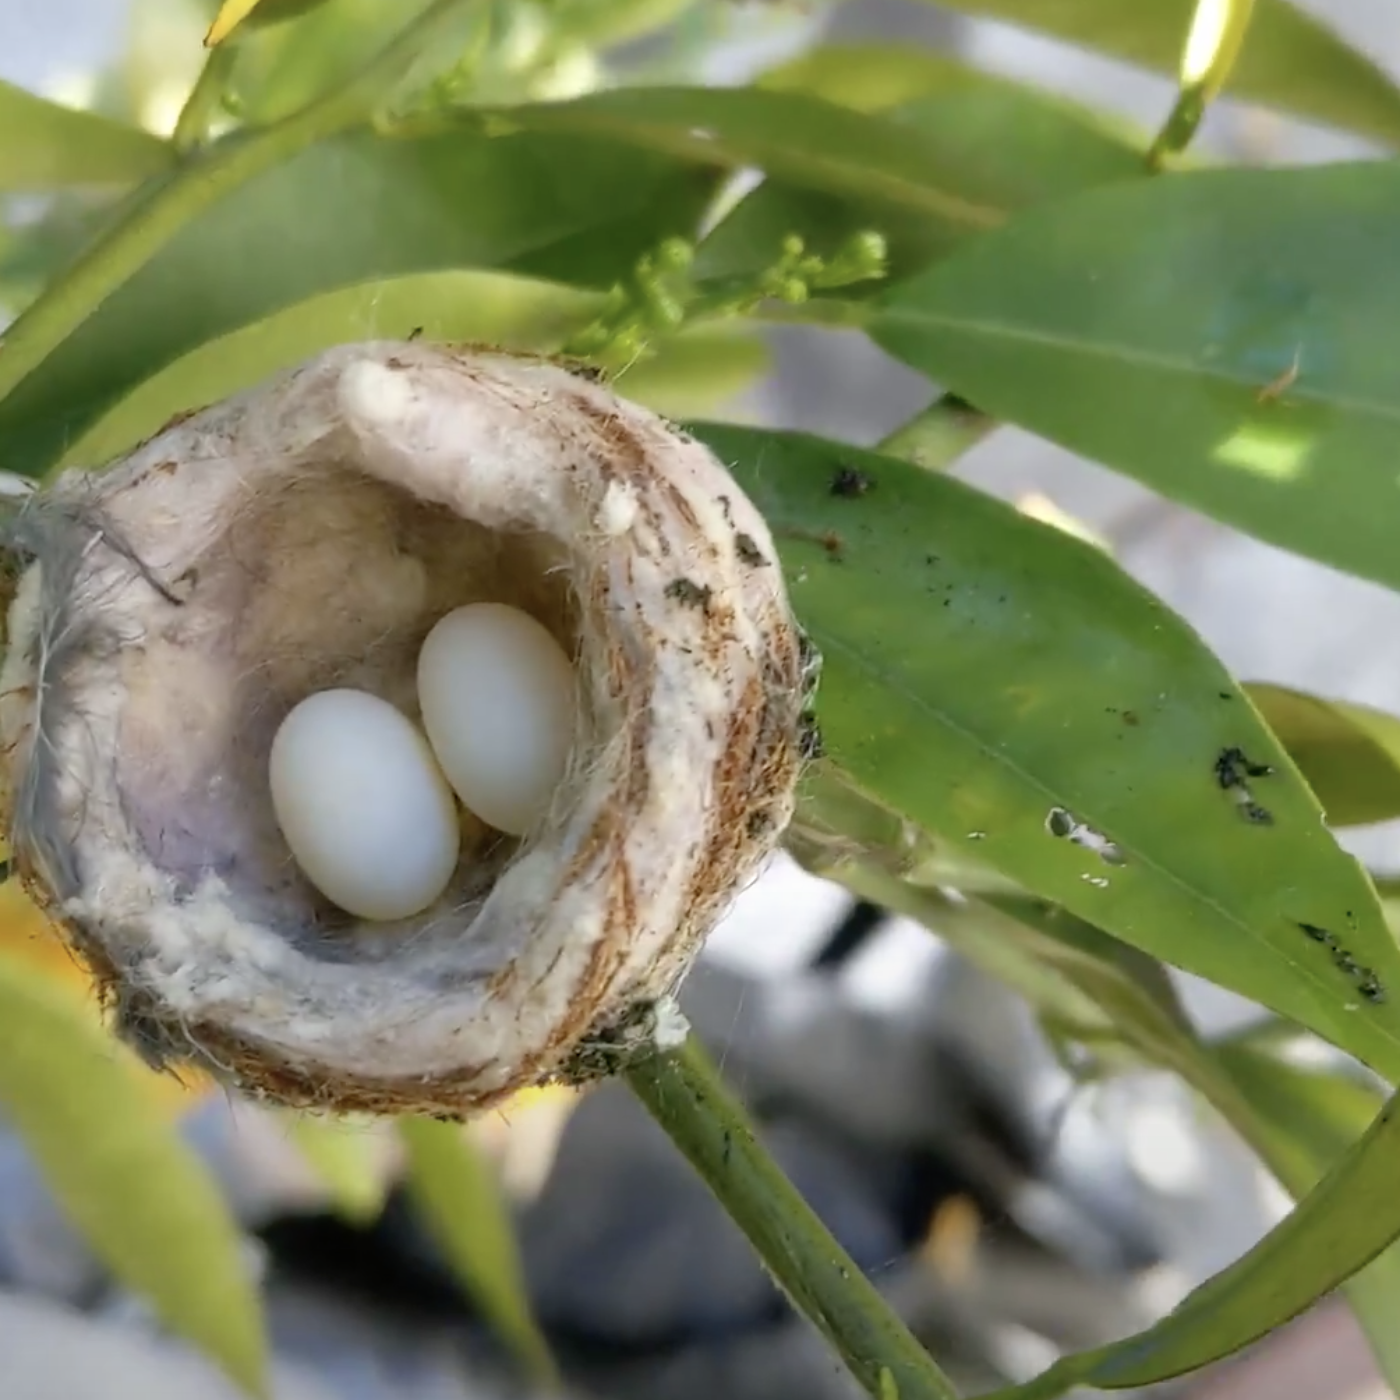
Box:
xmin=876 ymin=305 xmax=1400 ymax=424
xmin=807 ymin=619 xmax=1400 ymax=1063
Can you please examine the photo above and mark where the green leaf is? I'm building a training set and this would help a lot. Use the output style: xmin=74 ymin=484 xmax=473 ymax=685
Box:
xmin=1046 ymin=1071 xmax=1400 ymax=1391
xmin=61 ymin=270 xmax=766 ymax=470
xmin=688 ymin=422 xmax=1400 ymax=1083
xmin=756 ymin=41 xmax=1144 ymax=145
xmin=980 ymin=1019 xmax=1400 ymax=1396
xmin=696 ymin=70 xmax=1143 ymax=287
xmin=398 ymin=1116 xmax=557 ymax=1388
xmin=0 ymin=195 xmax=124 ymax=316
xmin=870 ymin=163 xmax=1400 ymax=596
xmin=282 ymin=1112 xmax=387 ymax=1226
xmin=918 ymin=0 xmax=1400 ymax=146
xmin=0 ymin=80 xmax=174 ymax=191
xmin=790 ymin=765 xmax=1022 ymax=897
xmin=0 ymin=953 xmax=266 ymax=1397
xmin=1246 ymin=683 xmax=1400 ymax=828
xmin=758 ymin=43 xmax=1001 ymax=114
xmin=230 ymin=0 xmax=467 ymax=127
xmin=206 ymin=0 xmax=337 ymax=46
xmin=849 ymin=858 xmax=1400 ymax=1389
xmin=497 ymin=87 xmax=1003 ymax=226
xmin=61 ymin=270 xmax=598 ymax=468
xmin=1209 ymin=1040 xmax=1400 ymax=1394
xmin=840 ymin=862 xmax=1196 ymax=1073
xmin=611 ymin=321 xmax=769 ymax=420
xmin=0 ymin=128 xmax=715 ymax=477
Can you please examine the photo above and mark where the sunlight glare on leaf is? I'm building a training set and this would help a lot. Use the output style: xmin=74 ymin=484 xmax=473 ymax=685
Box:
xmin=206 ymin=0 xmax=265 ymax=46
xmin=1213 ymin=421 xmax=1314 ymax=480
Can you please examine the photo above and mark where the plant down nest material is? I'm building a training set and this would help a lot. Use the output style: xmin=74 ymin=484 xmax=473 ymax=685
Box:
xmin=0 ymin=342 xmax=813 ymax=1116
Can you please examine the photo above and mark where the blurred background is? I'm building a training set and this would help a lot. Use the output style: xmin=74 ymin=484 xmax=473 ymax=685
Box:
xmin=3 ymin=2 xmax=1400 ymax=1398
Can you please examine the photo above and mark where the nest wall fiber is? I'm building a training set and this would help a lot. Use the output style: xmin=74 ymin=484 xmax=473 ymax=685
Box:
xmin=0 ymin=342 xmax=811 ymax=1115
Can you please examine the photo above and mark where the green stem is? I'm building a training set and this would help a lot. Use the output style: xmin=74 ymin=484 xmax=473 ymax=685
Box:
xmin=624 ymin=1034 xmax=961 ymax=1400
xmin=1147 ymin=0 xmax=1256 ymax=169
xmin=172 ymin=41 xmax=240 ymax=153
xmin=0 ymin=0 xmax=475 ymax=413
xmin=877 ymin=392 xmax=994 ymax=472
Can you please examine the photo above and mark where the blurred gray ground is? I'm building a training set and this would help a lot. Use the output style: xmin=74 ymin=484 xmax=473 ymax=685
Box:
xmin=3 ymin=3 xmax=1400 ymax=1400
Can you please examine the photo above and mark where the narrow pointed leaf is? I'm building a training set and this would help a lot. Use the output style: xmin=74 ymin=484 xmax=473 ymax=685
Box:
xmin=282 ymin=1112 xmax=387 ymax=1225
xmin=0 ymin=80 xmax=173 ymax=191
xmin=1212 ymin=1043 xmax=1400 ymax=1387
xmin=611 ymin=322 xmax=770 ymax=420
xmin=497 ymin=86 xmax=1002 ymax=232
xmin=836 ymin=860 xmax=1196 ymax=1073
xmin=689 ymin=422 xmax=1400 ymax=1082
xmin=915 ymin=1 xmax=1400 ymax=146
xmin=207 ymin=0 xmax=269 ymax=44
xmin=0 ymin=129 xmax=714 ymax=476
xmin=399 ymin=1116 xmax=556 ymax=1388
xmin=0 ymin=952 xmax=266 ymax=1397
xmin=1209 ymin=1041 xmax=1400 ymax=1388
xmin=845 ymin=858 xmax=1400 ymax=1391
xmin=832 ymin=847 xmax=1400 ymax=1391
xmin=60 ymin=270 xmax=598 ymax=468
xmin=62 ymin=271 xmax=765 ymax=470
xmin=1042 ymin=1077 xmax=1400 ymax=1390
xmin=697 ymin=69 xmax=1143 ymax=286
xmin=1246 ymin=683 xmax=1400 ymax=828
xmin=206 ymin=0 xmax=332 ymax=45
xmin=871 ymin=164 xmax=1400 ymax=596
xmin=758 ymin=43 xmax=1012 ymax=114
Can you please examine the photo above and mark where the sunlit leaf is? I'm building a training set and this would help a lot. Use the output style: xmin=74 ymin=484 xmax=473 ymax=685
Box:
xmin=1246 ymin=683 xmax=1400 ymax=828
xmin=218 ymin=0 xmax=441 ymax=126
xmin=0 ymin=951 xmax=266 ymax=1397
xmin=702 ymin=61 xmax=1144 ymax=287
xmin=0 ymin=128 xmax=715 ymax=476
xmin=62 ymin=270 xmax=597 ymax=467
xmin=63 ymin=270 xmax=766 ymax=469
xmin=206 ymin=0 xmax=331 ymax=46
xmin=841 ymin=852 xmax=1400 ymax=1391
xmin=1028 ymin=1077 xmax=1400 ymax=1391
xmin=207 ymin=0 xmax=266 ymax=45
xmin=0 ymin=80 xmax=173 ymax=191
xmin=282 ymin=1112 xmax=388 ymax=1225
xmin=689 ymin=422 xmax=1400 ymax=1083
xmin=916 ymin=0 xmax=1400 ymax=145
xmin=497 ymin=86 xmax=1003 ymax=226
xmin=612 ymin=322 xmax=769 ymax=420
xmin=870 ymin=164 xmax=1400 ymax=596
xmin=399 ymin=1116 xmax=556 ymax=1387
xmin=0 ymin=877 xmax=211 ymax=1116
xmin=758 ymin=41 xmax=1137 ymax=137
xmin=1211 ymin=1040 xmax=1400 ymax=1387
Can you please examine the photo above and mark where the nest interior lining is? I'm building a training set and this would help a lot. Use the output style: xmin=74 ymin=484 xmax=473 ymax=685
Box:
xmin=117 ymin=462 xmax=591 ymax=964
xmin=0 ymin=344 xmax=806 ymax=1107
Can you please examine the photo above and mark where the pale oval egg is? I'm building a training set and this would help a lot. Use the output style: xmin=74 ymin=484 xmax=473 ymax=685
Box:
xmin=417 ymin=603 xmax=577 ymax=837
xmin=269 ymin=688 xmax=461 ymax=921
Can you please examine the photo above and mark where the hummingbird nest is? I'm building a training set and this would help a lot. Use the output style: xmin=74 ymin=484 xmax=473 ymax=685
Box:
xmin=0 ymin=342 xmax=813 ymax=1116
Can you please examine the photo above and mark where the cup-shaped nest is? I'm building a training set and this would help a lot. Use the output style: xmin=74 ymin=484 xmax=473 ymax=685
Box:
xmin=0 ymin=342 xmax=813 ymax=1115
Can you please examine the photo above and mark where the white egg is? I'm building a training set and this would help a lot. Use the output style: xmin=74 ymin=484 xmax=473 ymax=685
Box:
xmin=269 ymin=688 xmax=461 ymax=921
xmin=417 ymin=603 xmax=577 ymax=837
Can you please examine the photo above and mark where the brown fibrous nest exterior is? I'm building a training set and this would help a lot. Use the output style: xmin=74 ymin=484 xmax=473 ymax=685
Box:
xmin=0 ymin=342 xmax=814 ymax=1116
